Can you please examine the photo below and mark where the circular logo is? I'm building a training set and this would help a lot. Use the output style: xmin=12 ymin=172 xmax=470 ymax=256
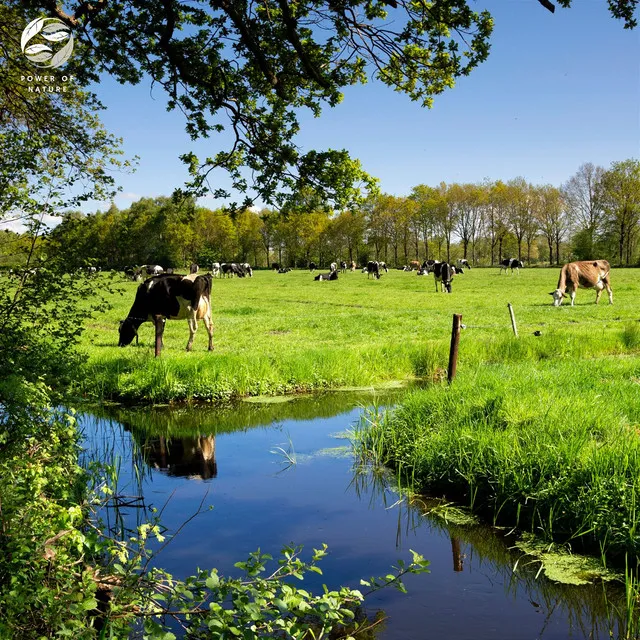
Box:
xmin=21 ymin=18 xmax=74 ymax=69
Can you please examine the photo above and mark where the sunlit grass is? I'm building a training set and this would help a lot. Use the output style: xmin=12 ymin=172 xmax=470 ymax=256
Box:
xmin=77 ymin=266 xmax=640 ymax=402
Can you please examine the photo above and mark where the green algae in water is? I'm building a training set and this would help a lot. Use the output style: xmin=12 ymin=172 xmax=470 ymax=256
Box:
xmin=514 ymin=533 xmax=620 ymax=585
xmin=313 ymin=446 xmax=352 ymax=459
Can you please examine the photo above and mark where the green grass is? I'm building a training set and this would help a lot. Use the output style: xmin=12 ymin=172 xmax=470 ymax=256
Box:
xmin=354 ymin=356 xmax=640 ymax=562
xmin=77 ymin=266 xmax=640 ymax=402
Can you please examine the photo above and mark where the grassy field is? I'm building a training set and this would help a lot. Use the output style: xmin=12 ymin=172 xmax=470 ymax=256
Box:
xmin=76 ymin=266 xmax=640 ymax=402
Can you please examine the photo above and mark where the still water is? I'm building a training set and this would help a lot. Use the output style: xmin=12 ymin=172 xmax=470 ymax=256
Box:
xmin=80 ymin=392 xmax=627 ymax=639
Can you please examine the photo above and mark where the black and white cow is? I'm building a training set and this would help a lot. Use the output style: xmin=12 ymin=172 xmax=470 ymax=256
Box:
xmin=309 ymin=262 xmax=317 ymax=272
xmin=118 ymin=273 xmax=214 ymax=357
xmin=379 ymin=261 xmax=389 ymax=273
xmin=241 ymin=263 xmax=253 ymax=277
xmin=500 ymin=259 xmax=524 ymax=274
xmin=314 ymin=270 xmax=338 ymax=281
xmin=330 ymin=262 xmax=338 ymax=273
xmin=433 ymin=262 xmax=454 ymax=293
xmin=457 ymin=259 xmax=471 ymax=270
xmin=340 ymin=261 xmax=348 ymax=273
xmin=221 ymin=263 xmax=246 ymax=277
xmin=211 ymin=262 xmax=221 ymax=277
xmin=278 ymin=267 xmax=291 ymax=273
xmin=366 ymin=261 xmax=381 ymax=279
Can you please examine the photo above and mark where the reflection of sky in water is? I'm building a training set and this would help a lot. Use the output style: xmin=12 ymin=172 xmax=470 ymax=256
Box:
xmin=80 ymin=402 xmax=625 ymax=640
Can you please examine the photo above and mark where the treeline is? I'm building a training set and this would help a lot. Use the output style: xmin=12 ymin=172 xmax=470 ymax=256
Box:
xmin=6 ymin=158 xmax=639 ymax=270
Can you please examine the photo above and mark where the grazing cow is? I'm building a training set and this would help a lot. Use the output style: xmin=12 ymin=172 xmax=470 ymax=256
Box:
xmin=422 ymin=259 xmax=439 ymax=274
xmin=500 ymin=259 xmax=524 ymax=274
xmin=457 ymin=259 xmax=471 ymax=270
xmin=330 ymin=262 xmax=338 ymax=273
xmin=141 ymin=264 xmax=164 ymax=276
xmin=118 ymin=273 xmax=214 ymax=357
xmin=314 ymin=270 xmax=338 ymax=281
xmin=240 ymin=263 xmax=253 ymax=277
xmin=221 ymin=263 xmax=246 ymax=277
xmin=309 ymin=262 xmax=317 ymax=272
xmin=550 ymin=260 xmax=613 ymax=307
xmin=350 ymin=261 xmax=356 ymax=272
xmin=366 ymin=260 xmax=381 ymax=279
xmin=408 ymin=260 xmax=421 ymax=271
xmin=278 ymin=267 xmax=291 ymax=273
xmin=211 ymin=262 xmax=221 ymax=277
xmin=379 ymin=261 xmax=389 ymax=273
xmin=340 ymin=261 xmax=348 ymax=273
xmin=433 ymin=261 xmax=454 ymax=293
xmin=190 ymin=263 xmax=199 ymax=274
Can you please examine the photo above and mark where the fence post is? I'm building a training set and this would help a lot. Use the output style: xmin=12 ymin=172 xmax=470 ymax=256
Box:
xmin=447 ymin=313 xmax=462 ymax=384
xmin=507 ymin=303 xmax=518 ymax=337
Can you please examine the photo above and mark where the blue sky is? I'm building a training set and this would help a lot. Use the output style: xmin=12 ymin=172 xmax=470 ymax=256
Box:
xmin=69 ymin=0 xmax=640 ymax=212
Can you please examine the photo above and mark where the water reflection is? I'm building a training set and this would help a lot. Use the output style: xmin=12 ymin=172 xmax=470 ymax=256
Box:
xmin=81 ymin=393 xmax=633 ymax=640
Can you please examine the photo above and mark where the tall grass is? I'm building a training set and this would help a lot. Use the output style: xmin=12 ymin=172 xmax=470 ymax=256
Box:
xmin=354 ymin=357 xmax=640 ymax=563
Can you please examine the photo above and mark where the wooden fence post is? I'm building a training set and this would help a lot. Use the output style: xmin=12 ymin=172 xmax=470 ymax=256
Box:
xmin=507 ymin=303 xmax=518 ymax=337
xmin=447 ymin=313 xmax=462 ymax=384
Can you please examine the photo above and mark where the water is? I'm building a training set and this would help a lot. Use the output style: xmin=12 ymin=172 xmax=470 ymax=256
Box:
xmin=80 ymin=392 xmax=628 ymax=639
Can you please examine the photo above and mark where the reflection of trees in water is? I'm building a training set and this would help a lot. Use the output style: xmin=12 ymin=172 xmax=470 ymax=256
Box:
xmin=146 ymin=435 xmax=218 ymax=480
xmin=351 ymin=465 xmax=631 ymax=640
xmin=92 ymin=387 xmax=413 ymax=439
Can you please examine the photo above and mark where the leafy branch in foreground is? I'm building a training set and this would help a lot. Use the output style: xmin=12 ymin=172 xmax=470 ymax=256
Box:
xmin=83 ymin=476 xmax=430 ymax=639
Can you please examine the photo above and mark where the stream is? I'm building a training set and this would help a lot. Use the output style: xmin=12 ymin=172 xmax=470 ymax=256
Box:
xmin=80 ymin=390 xmax=629 ymax=639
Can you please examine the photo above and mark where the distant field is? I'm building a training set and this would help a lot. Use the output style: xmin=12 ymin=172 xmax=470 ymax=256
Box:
xmin=77 ymin=266 xmax=640 ymax=403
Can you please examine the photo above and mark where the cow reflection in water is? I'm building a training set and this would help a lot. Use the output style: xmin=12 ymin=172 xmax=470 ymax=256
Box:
xmin=146 ymin=435 xmax=217 ymax=480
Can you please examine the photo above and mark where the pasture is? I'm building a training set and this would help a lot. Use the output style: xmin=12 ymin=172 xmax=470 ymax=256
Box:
xmin=78 ymin=266 xmax=640 ymax=403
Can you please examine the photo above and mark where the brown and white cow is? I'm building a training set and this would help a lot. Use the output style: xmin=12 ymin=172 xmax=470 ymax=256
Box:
xmin=549 ymin=260 xmax=613 ymax=307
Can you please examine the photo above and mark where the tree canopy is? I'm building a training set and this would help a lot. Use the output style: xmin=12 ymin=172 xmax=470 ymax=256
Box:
xmin=9 ymin=0 xmax=638 ymax=209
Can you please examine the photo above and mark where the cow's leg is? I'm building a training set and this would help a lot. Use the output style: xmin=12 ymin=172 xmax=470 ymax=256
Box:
xmin=154 ymin=315 xmax=165 ymax=357
xmin=570 ymin=289 xmax=577 ymax=306
xmin=203 ymin=310 xmax=214 ymax=351
xmin=606 ymin=282 xmax=613 ymax=304
xmin=186 ymin=312 xmax=197 ymax=351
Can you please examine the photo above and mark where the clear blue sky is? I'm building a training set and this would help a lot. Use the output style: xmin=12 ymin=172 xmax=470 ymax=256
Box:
xmin=87 ymin=0 xmax=639 ymax=212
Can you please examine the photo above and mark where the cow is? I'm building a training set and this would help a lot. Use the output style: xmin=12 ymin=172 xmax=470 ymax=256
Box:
xmin=278 ymin=267 xmax=291 ymax=273
xmin=457 ymin=259 xmax=471 ymax=270
xmin=422 ymin=259 xmax=439 ymax=274
xmin=433 ymin=261 xmax=454 ymax=293
xmin=550 ymin=260 xmax=613 ymax=307
xmin=221 ymin=263 xmax=245 ymax=277
xmin=500 ymin=259 xmax=524 ymax=274
xmin=211 ymin=262 xmax=221 ymax=277
xmin=142 ymin=264 xmax=164 ymax=276
xmin=408 ymin=260 xmax=421 ymax=271
xmin=314 ymin=270 xmax=338 ymax=281
xmin=118 ymin=273 xmax=214 ymax=357
xmin=379 ymin=261 xmax=389 ymax=273
xmin=330 ymin=262 xmax=338 ymax=273
xmin=241 ymin=263 xmax=253 ymax=277
xmin=340 ymin=261 xmax=348 ymax=273
xmin=366 ymin=260 xmax=381 ymax=279
xmin=309 ymin=262 xmax=317 ymax=272
xmin=350 ymin=261 xmax=356 ymax=272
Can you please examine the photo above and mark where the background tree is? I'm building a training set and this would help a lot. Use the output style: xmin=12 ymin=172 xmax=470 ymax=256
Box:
xmin=562 ymin=162 xmax=605 ymax=259
xmin=599 ymin=159 xmax=640 ymax=265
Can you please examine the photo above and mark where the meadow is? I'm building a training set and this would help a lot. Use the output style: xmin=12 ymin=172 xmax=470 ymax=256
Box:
xmin=77 ymin=265 xmax=640 ymax=403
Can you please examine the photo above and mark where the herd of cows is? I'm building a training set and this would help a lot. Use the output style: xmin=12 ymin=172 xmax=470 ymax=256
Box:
xmin=117 ymin=258 xmax=614 ymax=356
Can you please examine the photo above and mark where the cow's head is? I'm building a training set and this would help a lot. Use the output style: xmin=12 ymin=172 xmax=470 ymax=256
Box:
xmin=118 ymin=318 xmax=138 ymax=346
xmin=549 ymin=289 xmax=567 ymax=306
